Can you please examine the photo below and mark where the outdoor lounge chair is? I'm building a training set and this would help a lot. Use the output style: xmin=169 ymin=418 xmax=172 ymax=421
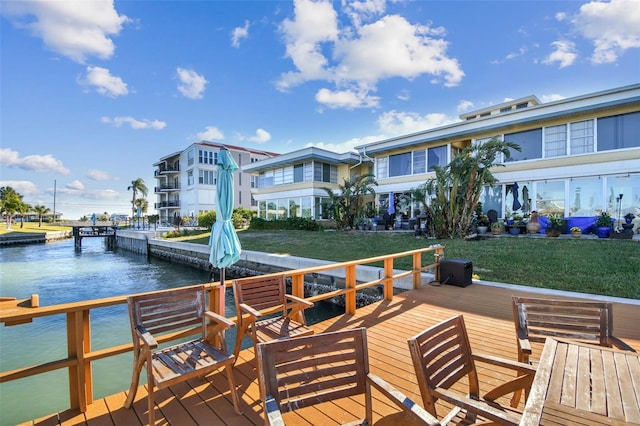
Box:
xmin=123 ymin=286 xmax=242 ymax=425
xmin=408 ymin=315 xmax=536 ymax=425
xmin=232 ymin=274 xmax=314 ymax=364
xmin=256 ymin=328 xmax=441 ymax=425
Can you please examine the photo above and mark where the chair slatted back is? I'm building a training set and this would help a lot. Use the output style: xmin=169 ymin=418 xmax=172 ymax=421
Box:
xmin=129 ymin=287 xmax=205 ymax=339
xmin=233 ymin=274 xmax=287 ymax=316
xmin=512 ymin=297 xmax=611 ymax=346
xmin=408 ymin=315 xmax=478 ymax=416
xmin=257 ymin=328 xmax=369 ymax=414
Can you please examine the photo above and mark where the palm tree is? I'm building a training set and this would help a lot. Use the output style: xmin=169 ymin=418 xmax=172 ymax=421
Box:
xmin=33 ymin=205 xmax=51 ymax=227
xmin=1 ymin=186 xmax=24 ymax=230
xmin=17 ymin=202 xmax=31 ymax=228
xmin=322 ymin=173 xmax=378 ymax=229
xmin=127 ymin=179 xmax=148 ymax=221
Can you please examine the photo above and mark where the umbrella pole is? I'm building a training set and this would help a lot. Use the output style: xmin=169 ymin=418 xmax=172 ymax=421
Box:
xmin=218 ymin=268 xmax=226 ymax=316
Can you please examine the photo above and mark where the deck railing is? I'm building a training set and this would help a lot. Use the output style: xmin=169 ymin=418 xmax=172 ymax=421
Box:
xmin=0 ymin=246 xmax=443 ymax=414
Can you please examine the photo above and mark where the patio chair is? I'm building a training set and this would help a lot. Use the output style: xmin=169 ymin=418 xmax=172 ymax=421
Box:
xmin=257 ymin=328 xmax=441 ymax=425
xmin=408 ymin=315 xmax=536 ymax=426
xmin=123 ymin=286 xmax=242 ymax=425
xmin=511 ymin=296 xmax=636 ymax=405
xmin=232 ymin=274 xmax=314 ymax=363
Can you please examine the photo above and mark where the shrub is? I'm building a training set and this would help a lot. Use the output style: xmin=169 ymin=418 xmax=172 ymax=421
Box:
xmin=197 ymin=211 xmax=216 ymax=229
xmin=249 ymin=217 xmax=322 ymax=231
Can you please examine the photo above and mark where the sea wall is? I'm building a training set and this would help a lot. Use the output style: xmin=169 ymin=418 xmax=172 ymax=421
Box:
xmin=0 ymin=230 xmax=71 ymax=246
xmin=115 ymin=230 xmax=152 ymax=255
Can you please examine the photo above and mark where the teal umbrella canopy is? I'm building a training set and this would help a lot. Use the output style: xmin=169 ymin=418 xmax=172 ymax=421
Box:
xmin=209 ymin=148 xmax=241 ymax=275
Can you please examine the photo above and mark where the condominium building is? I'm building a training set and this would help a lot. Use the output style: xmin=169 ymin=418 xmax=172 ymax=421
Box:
xmin=153 ymin=141 xmax=278 ymax=225
xmin=244 ymin=84 xmax=640 ymax=224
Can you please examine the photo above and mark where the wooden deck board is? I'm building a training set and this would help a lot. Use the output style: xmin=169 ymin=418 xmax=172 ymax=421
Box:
xmin=27 ymin=283 xmax=640 ymax=425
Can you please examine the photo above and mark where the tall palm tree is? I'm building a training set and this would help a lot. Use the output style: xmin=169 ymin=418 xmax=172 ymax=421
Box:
xmin=127 ymin=179 xmax=148 ymax=220
xmin=17 ymin=202 xmax=31 ymax=228
xmin=33 ymin=205 xmax=51 ymax=227
xmin=1 ymin=186 xmax=23 ymax=230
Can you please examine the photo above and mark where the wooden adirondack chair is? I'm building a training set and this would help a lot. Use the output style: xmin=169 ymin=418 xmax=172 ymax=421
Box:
xmin=408 ymin=315 xmax=536 ymax=426
xmin=256 ymin=328 xmax=441 ymax=426
xmin=232 ymin=274 xmax=314 ymax=363
xmin=123 ymin=286 xmax=242 ymax=425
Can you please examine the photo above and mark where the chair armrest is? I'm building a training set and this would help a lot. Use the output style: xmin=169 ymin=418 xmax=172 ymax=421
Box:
xmin=205 ymin=311 xmax=235 ymax=329
xmin=264 ymin=394 xmax=285 ymax=426
xmin=433 ymin=387 xmax=520 ymax=425
xmin=367 ymin=374 xmax=440 ymax=425
xmin=238 ymin=302 xmax=263 ymax=320
xmin=610 ymin=336 xmax=637 ymax=352
xmin=472 ymin=352 xmax=537 ymax=374
xmin=135 ymin=324 xmax=158 ymax=349
xmin=516 ymin=328 xmax=532 ymax=355
xmin=285 ymin=294 xmax=314 ymax=309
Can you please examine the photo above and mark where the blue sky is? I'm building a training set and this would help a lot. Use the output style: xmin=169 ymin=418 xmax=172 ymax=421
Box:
xmin=1 ymin=0 xmax=639 ymax=220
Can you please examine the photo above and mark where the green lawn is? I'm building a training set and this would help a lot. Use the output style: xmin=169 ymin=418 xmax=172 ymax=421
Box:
xmin=180 ymin=229 xmax=640 ymax=300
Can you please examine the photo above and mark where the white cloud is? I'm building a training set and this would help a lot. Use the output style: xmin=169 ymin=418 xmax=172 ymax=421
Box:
xmin=376 ymin=110 xmax=456 ymax=136
xmin=231 ymin=20 xmax=250 ymax=48
xmin=457 ymin=100 xmax=474 ymax=113
xmin=81 ymin=189 xmax=120 ymax=200
xmin=87 ymin=169 xmax=114 ymax=181
xmin=0 ymin=180 xmax=39 ymax=196
xmin=315 ymin=87 xmax=380 ymax=109
xmin=0 ymin=148 xmax=70 ymax=174
xmin=249 ymin=129 xmax=272 ymax=143
xmin=277 ymin=0 xmax=464 ymax=109
xmin=66 ymin=180 xmax=85 ymax=191
xmin=572 ymin=0 xmax=640 ymax=64
xmin=491 ymin=47 xmax=527 ymax=64
xmin=543 ymin=40 xmax=578 ymax=68
xmin=540 ymin=93 xmax=566 ymax=103
xmin=101 ymin=116 xmax=166 ymax=130
xmin=197 ymin=126 xmax=225 ymax=141
xmin=306 ymin=134 xmax=382 ymax=154
xmin=79 ymin=66 xmax=128 ymax=97
xmin=1 ymin=0 xmax=129 ymax=63
xmin=176 ymin=67 xmax=208 ymax=99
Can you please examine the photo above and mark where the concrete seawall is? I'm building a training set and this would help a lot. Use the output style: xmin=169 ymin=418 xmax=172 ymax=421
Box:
xmin=0 ymin=230 xmax=71 ymax=246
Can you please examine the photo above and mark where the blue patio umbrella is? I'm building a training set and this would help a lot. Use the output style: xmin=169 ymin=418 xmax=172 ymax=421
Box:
xmin=209 ymin=148 xmax=241 ymax=312
xmin=388 ymin=192 xmax=396 ymax=215
xmin=512 ymin=182 xmax=522 ymax=211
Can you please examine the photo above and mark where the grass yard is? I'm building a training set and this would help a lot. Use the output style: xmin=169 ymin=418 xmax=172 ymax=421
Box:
xmin=180 ymin=229 xmax=640 ymax=300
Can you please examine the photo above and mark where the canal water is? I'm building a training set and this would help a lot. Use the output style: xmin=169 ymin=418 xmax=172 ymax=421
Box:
xmin=0 ymin=238 xmax=343 ymax=426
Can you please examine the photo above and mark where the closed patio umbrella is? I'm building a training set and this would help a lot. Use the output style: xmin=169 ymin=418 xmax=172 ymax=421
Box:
xmin=388 ymin=192 xmax=395 ymax=215
xmin=522 ymin=186 xmax=530 ymax=213
xmin=209 ymin=148 xmax=241 ymax=314
xmin=512 ymin=182 xmax=522 ymax=211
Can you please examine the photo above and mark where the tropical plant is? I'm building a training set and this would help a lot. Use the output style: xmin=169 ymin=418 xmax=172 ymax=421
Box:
xmin=33 ymin=205 xmax=51 ymax=227
xmin=547 ymin=214 xmax=564 ymax=229
xmin=322 ymin=173 xmax=378 ymax=229
xmin=411 ymin=138 xmax=521 ymax=238
xmin=127 ymin=178 xmax=148 ymax=220
xmin=1 ymin=186 xmax=25 ymax=229
xmin=17 ymin=201 xmax=31 ymax=228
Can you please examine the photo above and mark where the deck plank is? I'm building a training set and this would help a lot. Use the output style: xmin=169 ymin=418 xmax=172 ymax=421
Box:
xmin=30 ymin=283 xmax=640 ymax=425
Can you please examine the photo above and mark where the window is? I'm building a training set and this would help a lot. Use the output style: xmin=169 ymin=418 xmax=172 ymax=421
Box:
xmin=504 ymin=129 xmax=542 ymax=162
xmin=544 ymin=124 xmax=567 ymax=158
xmin=536 ymin=181 xmax=565 ymax=216
xmin=570 ymin=120 xmax=594 ymax=154
xmin=377 ymin=157 xmax=388 ymax=179
xmin=597 ymin=112 xmax=640 ymax=151
xmin=251 ymin=175 xmax=258 ymax=189
xmin=412 ymin=150 xmax=426 ymax=174
xmin=607 ymin=175 xmax=640 ymax=216
xmin=389 ymin=152 xmax=411 ymax=177
xmin=427 ymin=146 xmax=447 ymax=171
xmin=313 ymin=162 xmax=336 ymax=183
xmin=569 ymin=178 xmax=602 ymax=216
xmin=198 ymin=150 xmax=216 ymax=164
xmin=198 ymin=170 xmax=215 ymax=185
xmin=187 ymin=149 xmax=194 ymax=166
xmin=187 ymin=170 xmax=194 ymax=186
xmin=294 ymin=164 xmax=304 ymax=182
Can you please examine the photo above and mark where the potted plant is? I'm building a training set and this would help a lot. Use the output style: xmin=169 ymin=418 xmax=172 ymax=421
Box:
xmin=624 ymin=212 xmax=635 ymax=224
xmin=476 ymin=214 xmax=490 ymax=234
xmin=595 ymin=212 xmax=612 ymax=238
xmin=546 ymin=214 xmax=563 ymax=237
xmin=570 ymin=226 xmax=582 ymax=238
xmin=491 ymin=220 xmax=504 ymax=235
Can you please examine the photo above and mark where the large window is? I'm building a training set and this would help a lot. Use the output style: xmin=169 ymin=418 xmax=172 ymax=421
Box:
xmin=544 ymin=125 xmax=567 ymax=158
xmin=187 ymin=149 xmax=194 ymax=166
xmin=376 ymin=157 xmax=388 ymax=179
xmin=187 ymin=170 xmax=194 ymax=186
xmin=504 ymin=129 xmax=542 ymax=161
xmin=198 ymin=170 xmax=215 ymax=185
xmin=597 ymin=112 xmax=640 ymax=151
xmin=570 ymin=120 xmax=594 ymax=154
xmin=389 ymin=152 xmax=411 ymax=177
xmin=479 ymin=185 xmax=503 ymax=218
xmin=607 ymin=174 xmax=640 ymax=217
xmin=569 ymin=178 xmax=602 ymax=216
xmin=536 ymin=181 xmax=565 ymax=216
xmin=427 ymin=146 xmax=447 ymax=171
xmin=294 ymin=164 xmax=304 ymax=183
xmin=198 ymin=150 xmax=216 ymax=165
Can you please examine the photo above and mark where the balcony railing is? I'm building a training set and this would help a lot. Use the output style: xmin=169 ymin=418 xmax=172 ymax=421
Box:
xmin=154 ymin=201 xmax=180 ymax=209
xmin=0 ymin=246 xmax=444 ymax=414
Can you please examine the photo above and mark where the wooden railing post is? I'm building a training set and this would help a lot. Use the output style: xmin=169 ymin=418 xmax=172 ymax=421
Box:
xmin=345 ymin=265 xmax=356 ymax=314
xmin=412 ymin=252 xmax=422 ymax=289
xmin=383 ymin=258 xmax=394 ymax=300
xmin=67 ymin=309 xmax=91 ymax=412
xmin=434 ymin=247 xmax=444 ymax=282
xmin=291 ymin=273 xmax=306 ymax=323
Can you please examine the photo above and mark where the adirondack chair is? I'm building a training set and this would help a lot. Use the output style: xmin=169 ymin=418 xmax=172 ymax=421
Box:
xmin=232 ymin=274 xmax=314 ymax=362
xmin=123 ymin=286 xmax=242 ymax=425
xmin=511 ymin=296 xmax=636 ymax=406
xmin=408 ymin=315 xmax=536 ymax=426
xmin=256 ymin=328 xmax=441 ymax=426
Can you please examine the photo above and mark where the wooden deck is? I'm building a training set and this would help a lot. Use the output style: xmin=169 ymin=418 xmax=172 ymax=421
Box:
xmin=26 ymin=283 xmax=640 ymax=426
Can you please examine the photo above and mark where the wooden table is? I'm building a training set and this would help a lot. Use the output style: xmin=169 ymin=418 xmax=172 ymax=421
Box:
xmin=520 ymin=338 xmax=640 ymax=425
